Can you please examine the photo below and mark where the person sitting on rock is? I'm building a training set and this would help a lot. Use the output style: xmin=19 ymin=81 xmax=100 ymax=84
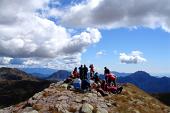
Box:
xmin=107 ymin=85 xmax=123 ymax=94
xmin=81 ymin=79 xmax=91 ymax=91
xmin=73 ymin=76 xmax=81 ymax=90
xmin=91 ymin=81 xmax=108 ymax=96
xmin=93 ymin=72 xmax=100 ymax=84
xmin=101 ymin=80 xmax=108 ymax=92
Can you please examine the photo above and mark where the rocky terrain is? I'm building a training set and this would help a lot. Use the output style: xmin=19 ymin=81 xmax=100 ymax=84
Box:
xmin=1 ymin=82 xmax=170 ymax=113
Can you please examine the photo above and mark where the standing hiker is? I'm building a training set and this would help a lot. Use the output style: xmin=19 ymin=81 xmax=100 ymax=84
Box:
xmin=89 ymin=64 xmax=95 ymax=79
xmin=79 ymin=65 xmax=83 ymax=80
xmin=106 ymin=73 xmax=117 ymax=87
xmin=83 ymin=64 xmax=88 ymax=80
xmin=104 ymin=67 xmax=110 ymax=83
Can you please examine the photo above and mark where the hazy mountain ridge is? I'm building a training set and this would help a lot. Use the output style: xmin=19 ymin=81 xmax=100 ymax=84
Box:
xmin=19 ymin=68 xmax=57 ymax=78
xmin=117 ymin=71 xmax=170 ymax=93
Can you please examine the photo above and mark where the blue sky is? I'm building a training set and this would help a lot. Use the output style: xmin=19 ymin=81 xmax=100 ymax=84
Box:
xmin=82 ymin=28 xmax=170 ymax=74
xmin=0 ymin=0 xmax=170 ymax=76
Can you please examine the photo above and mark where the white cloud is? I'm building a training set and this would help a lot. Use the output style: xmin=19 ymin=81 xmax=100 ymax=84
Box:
xmin=53 ymin=0 xmax=170 ymax=32
xmin=96 ymin=51 xmax=103 ymax=56
xmin=120 ymin=51 xmax=146 ymax=64
xmin=96 ymin=50 xmax=106 ymax=56
xmin=0 ymin=0 xmax=102 ymax=69
xmin=0 ymin=57 xmax=13 ymax=65
xmin=22 ymin=59 xmax=40 ymax=65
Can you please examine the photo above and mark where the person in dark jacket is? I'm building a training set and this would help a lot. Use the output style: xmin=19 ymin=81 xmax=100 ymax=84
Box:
xmin=93 ymin=72 xmax=100 ymax=83
xmin=104 ymin=67 xmax=110 ymax=75
xmin=83 ymin=64 xmax=88 ymax=80
xmin=104 ymin=67 xmax=110 ymax=83
xmin=81 ymin=79 xmax=90 ymax=91
xmin=79 ymin=65 xmax=83 ymax=80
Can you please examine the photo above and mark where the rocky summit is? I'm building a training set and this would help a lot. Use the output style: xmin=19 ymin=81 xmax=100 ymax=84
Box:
xmin=0 ymin=82 xmax=170 ymax=113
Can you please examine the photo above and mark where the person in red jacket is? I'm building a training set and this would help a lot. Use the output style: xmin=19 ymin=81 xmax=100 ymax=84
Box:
xmin=71 ymin=67 xmax=79 ymax=78
xmin=89 ymin=64 xmax=95 ymax=79
xmin=106 ymin=73 xmax=117 ymax=87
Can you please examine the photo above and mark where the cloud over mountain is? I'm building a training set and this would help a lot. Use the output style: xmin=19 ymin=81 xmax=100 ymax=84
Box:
xmin=0 ymin=0 xmax=101 ymax=69
xmin=55 ymin=0 xmax=170 ymax=32
xmin=120 ymin=51 xmax=146 ymax=64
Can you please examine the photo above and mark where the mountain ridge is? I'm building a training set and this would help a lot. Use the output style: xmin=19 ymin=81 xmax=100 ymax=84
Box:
xmin=0 ymin=67 xmax=38 ymax=81
xmin=0 ymin=82 xmax=169 ymax=113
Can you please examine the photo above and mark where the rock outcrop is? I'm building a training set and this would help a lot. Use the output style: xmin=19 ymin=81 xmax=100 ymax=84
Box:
xmin=1 ymin=82 xmax=170 ymax=113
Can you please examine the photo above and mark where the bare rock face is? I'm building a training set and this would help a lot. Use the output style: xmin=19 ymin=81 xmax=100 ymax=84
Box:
xmin=0 ymin=82 xmax=170 ymax=113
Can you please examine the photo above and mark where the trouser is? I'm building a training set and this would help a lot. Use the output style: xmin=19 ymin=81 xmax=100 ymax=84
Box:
xmin=108 ymin=79 xmax=116 ymax=87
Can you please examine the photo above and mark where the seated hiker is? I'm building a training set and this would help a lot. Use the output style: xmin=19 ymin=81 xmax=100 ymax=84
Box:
xmin=101 ymin=80 xmax=108 ymax=91
xmin=106 ymin=73 xmax=117 ymax=87
xmin=73 ymin=77 xmax=81 ymax=90
xmin=107 ymin=85 xmax=123 ymax=94
xmin=93 ymin=72 xmax=100 ymax=83
xmin=64 ymin=77 xmax=73 ymax=84
xmin=81 ymin=79 xmax=91 ymax=91
xmin=91 ymin=82 xmax=108 ymax=96
xmin=71 ymin=67 xmax=79 ymax=78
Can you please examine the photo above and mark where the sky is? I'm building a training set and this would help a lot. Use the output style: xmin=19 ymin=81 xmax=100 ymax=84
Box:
xmin=0 ymin=0 xmax=170 ymax=75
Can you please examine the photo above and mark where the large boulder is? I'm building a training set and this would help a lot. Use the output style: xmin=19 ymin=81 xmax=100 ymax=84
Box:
xmin=80 ymin=103 xmax=94 ymax=113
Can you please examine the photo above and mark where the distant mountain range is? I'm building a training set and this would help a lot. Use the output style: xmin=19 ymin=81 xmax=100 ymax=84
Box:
xmin=117 ymin=71 xmax=170 ymax=93
xmin=19 ymin=68 xmax=57 ymax=78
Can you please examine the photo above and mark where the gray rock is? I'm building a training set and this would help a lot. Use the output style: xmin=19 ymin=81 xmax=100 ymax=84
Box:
xmin=81 ymin=103 xmax=94 ymax=113
xmin=96 ymin=107 xmax=108 ymax=113
xmin=106 ymin=103 xmax=112 ymax=107
xmin=23 ymin=110 xmax=38 ymax=113
xmin=21 ymin=107 xmax=34 ymax=113
xmin=58 ymin=96 xmax=69 ymax=101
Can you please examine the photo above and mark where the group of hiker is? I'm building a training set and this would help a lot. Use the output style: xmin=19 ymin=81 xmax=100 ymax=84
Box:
xmin=64 ymin=64 xmax=123 ymax=96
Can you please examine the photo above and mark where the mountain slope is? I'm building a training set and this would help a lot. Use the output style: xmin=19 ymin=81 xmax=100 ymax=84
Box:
xmin=118 ymin=71 xmax=170 ymax=93
xmin=47 ymin=70 xmax=71 ymax=80
xmin=0 ymin=67 xmax=38 ymax=81
xmin=0 ymin=83 xmax=169 ymax=113
xmin=0 ymin=67 xmax=52 ymax=108
xmin=112 ymin=71 xmax=131 ymax=77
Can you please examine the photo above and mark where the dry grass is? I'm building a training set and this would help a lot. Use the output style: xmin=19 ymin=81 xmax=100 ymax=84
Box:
xmin=68 ymin=106 xmax=77 ymax=112
xmin=104 ymin=83 xmax=170 ymax=113
xmin=32 ymin=104 xmax=44 ymax=111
